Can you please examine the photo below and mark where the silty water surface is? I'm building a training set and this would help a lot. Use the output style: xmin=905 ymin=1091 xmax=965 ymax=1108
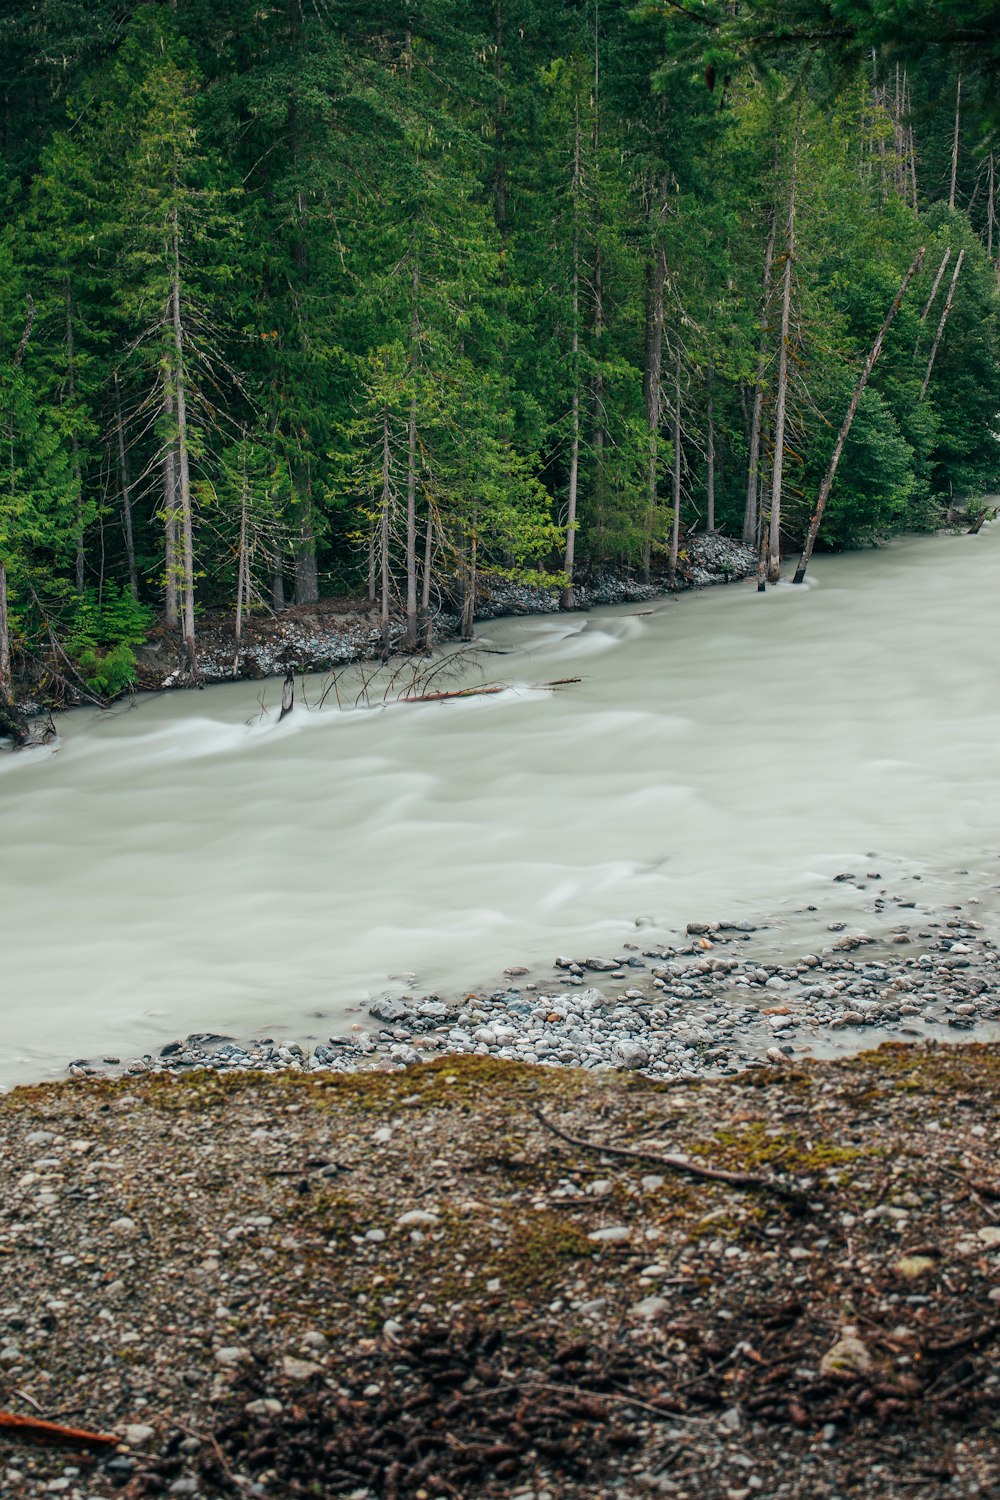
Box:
xmin=3 ymin=526 xmax=1000 ymax=1083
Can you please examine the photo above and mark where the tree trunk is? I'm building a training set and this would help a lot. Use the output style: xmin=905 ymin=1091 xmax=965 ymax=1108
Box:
xmin=561 ymin=98 xmax=582 ymax=611
xmin=1 ymin=298 xmax=34 ymax=719
xmin=293 ymin=500 xmax=319 ymax=605
xmin=113 ymin=372 xmax=139 ymax=602
xmin=280 ymin=668 xmax=294 ymax=721
xmin=793 ymin=246 xmax=925 ymax=584
xmin=667 ymin=346 xmax=682 ymax=585
xmin=493 ymin=0 xmax=506 ymax=235
xmin=235 ymin=441 xmax=248 ymax=648
xmin=949 ymin=74 xmax=961 ymax=211
xmin=767 ymin=132 xmax=798 ymax=587
xmin=744 ymin=212 xmax=776 ymax=546
xmin=380 ymin=405 xmax=392 ymax=654
xmin=920 ymin=248 xmax=965 ymax=399
xmin=460 ymin=507 xmax=477 ymax=641
xmin=161 ymin=375 xmax=179 ymax=630
xmin=643 ymin=176 xmax=667 ymax=580
xmin=171 ymin=215 xmax=197 ymax=679
xmin=591 ymin=4 xmax=606 ymax=513
xmin=421 ymin=507 xmax=434 ymax=650
xmin=916 ymin=247 xmax=952 ymax=349
xmin=405 ymin=390 xmax=418 ymax=648
xmin=989 ymin=152 xmax=996 ymax=260
xmin=706 ymin=368 xmax=716 ymax=532
xmin=65 ymin=282 xmax=84 ymax=593
xmin=0 ymin=562 xmax=11 ymax=709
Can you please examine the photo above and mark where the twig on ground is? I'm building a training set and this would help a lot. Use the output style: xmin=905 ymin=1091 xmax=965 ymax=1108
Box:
xmin=532 ymin=1108 xmax=805 ymax=1204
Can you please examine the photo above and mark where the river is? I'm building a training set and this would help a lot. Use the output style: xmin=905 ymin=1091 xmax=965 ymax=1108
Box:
xmin=3 ymin=526 xmax=1000 ymax=1085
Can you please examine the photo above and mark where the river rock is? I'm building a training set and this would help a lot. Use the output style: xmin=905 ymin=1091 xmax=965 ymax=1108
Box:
xmin=612 ymin=1040 xmax=648 ymax=1069
xmin=369 ymin=997 xmax=409 ymax=1022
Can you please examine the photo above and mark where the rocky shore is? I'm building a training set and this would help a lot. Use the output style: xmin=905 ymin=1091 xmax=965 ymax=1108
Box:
xmin=67 ymin=900 xmax=1000 ymax=1087
xmin=131 ymin=534 xmax=756 ymax=692
xmin=0 ymin=1044 xmax=997 ymax=1499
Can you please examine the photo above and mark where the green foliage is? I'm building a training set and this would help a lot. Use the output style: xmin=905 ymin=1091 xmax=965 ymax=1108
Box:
xmin=2 ymin=0 xmax=1000 ymax=698
xmin=63 ymin=587 xmax=153 ymax=696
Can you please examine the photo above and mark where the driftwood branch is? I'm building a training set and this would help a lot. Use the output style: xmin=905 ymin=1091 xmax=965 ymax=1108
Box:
xmin=400 ymin=678 xmax=581 ymax=705
xmin=532 ymin=1108 xmax=804 ymax=1203
xmin=0 ymin=1411 xmax=118 ymax=1448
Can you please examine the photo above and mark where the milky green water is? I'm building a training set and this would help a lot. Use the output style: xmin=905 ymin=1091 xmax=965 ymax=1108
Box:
xmin=3 ymin=526 xmax=1000 ymax=1084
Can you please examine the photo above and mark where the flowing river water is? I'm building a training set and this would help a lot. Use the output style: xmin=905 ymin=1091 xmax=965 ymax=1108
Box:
xmin=4 ymin=525 xmax=1000 ymax=1085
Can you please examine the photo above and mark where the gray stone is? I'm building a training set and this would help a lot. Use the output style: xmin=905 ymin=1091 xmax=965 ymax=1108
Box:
xmin=281 ymin=1356 xmax=323 ymax=1382
xmin=245 ymin=1399 xmax=283 ymax=1417
xmin=214 ymin=1347 xmax=252 ymax=1367
xmin=587 ymin=1226 xmax=631 ymax=1244
xmin=612 ymin=1039 xmax=648 ymax=1069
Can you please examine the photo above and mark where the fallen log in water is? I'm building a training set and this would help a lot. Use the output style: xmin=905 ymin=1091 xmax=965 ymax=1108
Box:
xmin=399 ymin=678 xmax=581 ymax=705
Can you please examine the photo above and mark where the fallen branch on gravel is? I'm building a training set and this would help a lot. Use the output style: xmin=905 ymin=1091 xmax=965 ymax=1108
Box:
xmin=0 ymin=1411 xmax=118 ymax=1448
xmin=922 ymin=1320 xmax=1000 ymax=1357
xmin=532 ymin=1108 xmax=805 ymax=1204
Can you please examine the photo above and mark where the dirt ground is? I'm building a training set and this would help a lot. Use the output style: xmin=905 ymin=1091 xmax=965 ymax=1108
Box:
xmin=0 ymin=1045 xmax=998 ymax=1499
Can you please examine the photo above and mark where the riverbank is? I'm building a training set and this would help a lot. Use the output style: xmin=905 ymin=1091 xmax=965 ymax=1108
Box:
xmin=1 ymin=1045 xmax=997 ymax=1499
xmin=4 ymin=534 xmax=756 ymax=727
xmin=63 ymin=901 xmax=1000 ymax=1086
xmin=139 ymin=534 xmax=757 ymax=692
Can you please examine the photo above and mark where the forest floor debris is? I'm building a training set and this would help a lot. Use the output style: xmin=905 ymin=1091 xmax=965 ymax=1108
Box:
xmin=0 ymin=1045 xmax=998 ymax=1498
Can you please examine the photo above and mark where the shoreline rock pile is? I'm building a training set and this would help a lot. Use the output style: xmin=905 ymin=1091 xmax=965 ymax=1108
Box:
xmin=68 ymin=910 xmax=1000 ymax=1085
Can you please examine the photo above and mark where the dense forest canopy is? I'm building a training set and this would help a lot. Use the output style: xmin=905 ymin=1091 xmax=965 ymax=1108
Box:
xmin=2 ymin=0 xmax=1000 ymax=705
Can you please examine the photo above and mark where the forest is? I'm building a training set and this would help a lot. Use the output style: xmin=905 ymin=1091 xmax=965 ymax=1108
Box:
xmin=2 ymin=0 xmax=1000 ymax=708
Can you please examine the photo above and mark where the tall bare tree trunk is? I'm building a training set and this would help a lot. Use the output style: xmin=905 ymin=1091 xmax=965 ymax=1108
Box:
xmin=921 ymin=248 xmax=965 ymax=399
xmin=916 ymin=248 xmax=952 ymax=349
xmin=113 ymin=372 xmax=139 ymax=601
xmin=643 ymin=175 xmax=667 ymax=580
xmin=794 ymin=247 xmax=925 ymax=584
xmin=767 ymin=131 xmax=798 ymax=586
xmin=380 ymin=405 xmax=392 ymax=654
xmin=235 ymin=439 xmax=249 ymax=649
xmin=988 ymin=152 xmax=996 ymax=260
xmin=561 ymin=98 xmax=582 ymax=610
xmin=667 ymin=346 xmax=682 ymax=585
xmin=950 ymin=74 xmax=962 ymax=211
xmin=405 ymin=259 xmax=419 ymax=649
xmin=421 ymin=507 xmax=434 ymax=649
xmin=461 ymin=506 xmax=478 ymax=641
xmin=493 ymin=0 xmax=506 ymax=233
xmin=591 ymin=2 xmax=606 ymax=512
xmin=706 ymin=368 xmax=716 ymax=532
xmin=65 ymin=283 xmax=84 ymax=592
xmin=405 ymin=391 xmax=418 ymax=648
xmin=744 ymin=212 xmax=776 ymax=546
xmin=0 ymin=562 xmax=11 ymax=709
xmin=171 ymin=215 xmax=197 ymax=679
xmin=1 ymin=299 xmax=34 ymax=718
xmin=162 ymin=374 xmax=179 ymax=630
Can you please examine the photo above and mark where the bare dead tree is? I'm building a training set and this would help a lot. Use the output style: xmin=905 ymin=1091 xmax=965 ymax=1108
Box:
xmin=767 ymin=125 xmax=798 ymax=587
xmin=921 ymin=248 xmax=965 ymax=400
xmin=793 ymin=247 xmax=925 ymax=584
